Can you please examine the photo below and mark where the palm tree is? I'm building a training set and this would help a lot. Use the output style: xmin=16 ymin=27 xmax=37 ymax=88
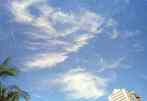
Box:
xmin=0 ymin=57 xmax=17 ymax=76
xmin=0 ymin=83 xmax=7 ymax=101
xmin=0 ymin=85 xmax=30 ymax=101
xmin=0 ymin=57 xmax=30 ymax=101
xmin=0 ymin=84 xmax=30 ymax=101
xmin=7 ymin=86 xmax=30 ymax=101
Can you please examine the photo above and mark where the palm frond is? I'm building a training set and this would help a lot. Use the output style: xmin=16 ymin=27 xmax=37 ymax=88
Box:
xmin=8 ymin=85 xmax=30 ymax=101
xmin=0 ymin=57 xmax=30 ymax=101
xmin=0 ymin=65 xmax=17 ymax=76
xmin=2 ymin=57 xmax=11 ymax=66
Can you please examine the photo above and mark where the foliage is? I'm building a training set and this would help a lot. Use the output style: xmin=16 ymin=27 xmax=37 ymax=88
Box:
xmin=0 ymin=57 xmax=30 ymax=101
xmin=0 ymin=84 xmax=30 ymax=101
xmin=0 ymin=57 xmax=17 ymax=76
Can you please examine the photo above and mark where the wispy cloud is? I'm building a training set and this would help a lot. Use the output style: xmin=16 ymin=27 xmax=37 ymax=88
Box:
xmin=9 ymin=0 xmax=137 ymax=71
xmin=10 ymin=0 xmax=104 ymax=36
xmin=64 ymin=34 xmax=95 ymax=52
xmin=6 ymin=1 xmax=144 ymax=100
xmin=10 ymin=0 xmax=105 ymax=70
xmin=11 ymin=0 xmax=35 ymax=22
xmin=54 ymin=68 xmax=108 ymax=100
xmin=22 ymin=52 xmax=68 ymax=71
xmin=97 ymin=57 xmax=130 ymax=72
xmin=104 ymin=18 xmax=120 ymax=39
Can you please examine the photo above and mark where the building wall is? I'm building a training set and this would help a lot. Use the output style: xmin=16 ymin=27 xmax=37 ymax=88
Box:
xmin=109 ymin=89 xmax=141 ymax=101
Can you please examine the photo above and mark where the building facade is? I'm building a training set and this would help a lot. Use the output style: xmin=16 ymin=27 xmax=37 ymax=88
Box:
xmin=108 ymin=89 xmax=141 ymax=101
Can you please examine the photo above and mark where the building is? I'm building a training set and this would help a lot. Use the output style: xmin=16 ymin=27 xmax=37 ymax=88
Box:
xmin=108 ymin=89 xmax=141 ymax=101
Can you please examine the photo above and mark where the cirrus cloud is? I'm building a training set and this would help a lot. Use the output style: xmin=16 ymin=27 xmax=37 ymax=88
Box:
xmin=9 ymin=0 xmax=105 ymax=70
xmin=9 ymin=0 xmax=137 ymax=71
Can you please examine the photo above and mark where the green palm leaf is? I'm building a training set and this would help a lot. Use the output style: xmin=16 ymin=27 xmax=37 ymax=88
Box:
xmin=0 ymin=65 xmax=17 ymax=76
xmin=0 ymin=57 xmax=17 ymax=77
xmin=0 ymin=57 xmax=30 ymax=101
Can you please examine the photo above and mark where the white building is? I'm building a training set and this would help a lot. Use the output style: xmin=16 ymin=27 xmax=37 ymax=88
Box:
xmin=108 ymin=89 xmax=141 ymax=101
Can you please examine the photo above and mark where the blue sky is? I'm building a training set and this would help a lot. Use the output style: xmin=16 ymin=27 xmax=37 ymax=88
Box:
xmin=0 ymin=0 xmax=147 ymax=101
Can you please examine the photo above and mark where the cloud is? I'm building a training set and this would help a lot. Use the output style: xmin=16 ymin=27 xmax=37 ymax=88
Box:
xmin=104 ymin=18 xmax=120 ymax=39
xmin=10 ymin=0 xmax=136 ymax=71
xmin=64 ymin=34 xmax=95 ymax=52
xmin=10 ymin=0 xmax=105 ymax=70
xmin=22 ymin=52 xmax=68 ymax=71
xmin=111 ymin=29 xmax=120 ymax=39
xmin=10 ymin=0 xmax=104 ymax=36
xmin=54 ymin=68 xmax=108 ymax=100
xmin=11 ymin=0 xmax=35 ymax=22
xmin=97 ymin=57 xmax=128 ymax=72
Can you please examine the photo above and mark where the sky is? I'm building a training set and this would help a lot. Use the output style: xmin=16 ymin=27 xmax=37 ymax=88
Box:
xmin=0 ymin=0 xmax=147 ymax=101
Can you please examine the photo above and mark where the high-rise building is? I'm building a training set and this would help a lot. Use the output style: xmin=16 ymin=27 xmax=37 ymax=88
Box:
xmin=108 ymin=89 xmax=141 ymax=101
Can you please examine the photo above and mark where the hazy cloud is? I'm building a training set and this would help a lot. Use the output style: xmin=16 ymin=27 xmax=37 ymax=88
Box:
xmin=54 ymin=68 xmax=108 ymax=100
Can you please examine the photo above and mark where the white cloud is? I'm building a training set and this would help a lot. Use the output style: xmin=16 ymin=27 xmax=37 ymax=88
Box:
xmin=10 ymin=0 xmax=135 ymax=71
xmin=97 ymin=57 xmax=128 ymax=72
xmin=104 ymin=18 xmax=120 ymax=39
xmin=22 ymin=52 xmax=68 ymax=71
xmin=10 ymin=0 xmax=104 ymax=37
xmin=65 ymin=34 xmax=95 ymax=52
xmin=8 ymin=0 xmax=141 ymax=100
xmin=106 ymin=18 xmax=118 ymax=28
xmin=104 ymin=19 xmax=141 ymax=40
xmin=77 ymin=11 xmax=104 ymax=33
xmin=54 ymin=68 xmax=108 ymax=100
xmin=111 ymin=29 xmax=120 ymax=39
xmin=11 ymin=0 xmax=35 ymax=22
xmin=10 ymin=0 xmax=105 ymax=70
